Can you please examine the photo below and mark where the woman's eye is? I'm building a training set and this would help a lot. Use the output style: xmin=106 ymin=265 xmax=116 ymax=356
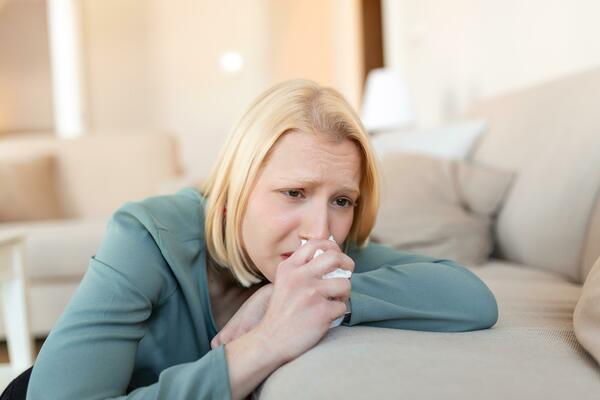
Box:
xmin=283 ymin=190 xmax=303 ymax=199
xmin=335 ymin=198 xmax=354 ymax=208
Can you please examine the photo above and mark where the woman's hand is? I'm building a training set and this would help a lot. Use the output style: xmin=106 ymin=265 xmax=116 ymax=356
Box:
xmin=253 ymin=239 xmax=354 ymax=365
xmin=210 ymin=283 xmax=274 ymax=349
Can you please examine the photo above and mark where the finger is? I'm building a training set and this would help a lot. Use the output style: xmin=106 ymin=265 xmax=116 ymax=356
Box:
xmin=214 ymin=325 xmax=242 ymax=348
xmin=318 ymin=277 xmax=351 ymax=300
xmin=306 ymin=250 xmax=355 ymax=277
xmin=211 ymin=337 xmax=219 ymax=349
xmin=327 ymin=294 xmax=349 ymax=304
xmin=327 ymin=298 xmax=348 ymax=322
xmin=288 ymin=239 xmax=341 ymax=266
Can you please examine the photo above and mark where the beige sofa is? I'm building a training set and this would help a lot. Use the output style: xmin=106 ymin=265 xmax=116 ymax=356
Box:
xmin=254 ymin=68 xmax=600 ymax=398
xmin=3 ymin=67 xmax=599 ymax=397
xmin=0 ymin=132 xmax=182 ymax=337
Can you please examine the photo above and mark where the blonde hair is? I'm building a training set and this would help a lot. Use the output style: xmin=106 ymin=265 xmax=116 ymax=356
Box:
xmin=201 ymin=79 xmax=380 ymax=287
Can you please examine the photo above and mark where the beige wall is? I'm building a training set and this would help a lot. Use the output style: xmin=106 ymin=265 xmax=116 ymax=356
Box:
xmin=265 ymin=0 xmax=363 ymax=110
xmin=0 ymin=0 xmax=53 ymax=134
xmin=266 ymin=0 xmax=363 ymax=107
xmin=1 ymin=0 xmax=363 ymax=178
xmin=382 ymin=0 xmax=600 ymax=127
xmin=81 ymin=0 xmax=160 ymax=131
xmin=82 ymin=0 xmax=362 ymax=179
xmin=145 ymin=0 xmax=271 ymax=179
xmin=267 ymin=0 xmax=337 ymax=88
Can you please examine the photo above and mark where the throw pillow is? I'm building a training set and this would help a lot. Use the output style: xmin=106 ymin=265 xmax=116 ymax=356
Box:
xmin=370 ymin=119 xmax=487 ymax=161
xmin=0 ymin=154 xmax=63 ymax=222
xmin=573 ymin=256 xmax=600 ymax=364
xmin=370 ymin=152 xmax=514 ymax=266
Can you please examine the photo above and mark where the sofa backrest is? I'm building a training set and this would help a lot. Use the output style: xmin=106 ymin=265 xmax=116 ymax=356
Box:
xmin=467 ymin=67 xmax=600 ymax=283
xmin=0 ymin=131 xmax=182 ymax=219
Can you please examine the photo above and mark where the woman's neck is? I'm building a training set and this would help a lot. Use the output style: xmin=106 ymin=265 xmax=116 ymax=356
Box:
xmin=206 ymin=254 xmax=240 ymax=295
xmin=206 ymin=254 xmax=264 ymax=330
xmin=206 ymin=253 xmax=267 ymax=294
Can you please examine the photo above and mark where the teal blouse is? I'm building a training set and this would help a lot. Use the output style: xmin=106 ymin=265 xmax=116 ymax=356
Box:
xmin=27 ymin=187 xmax=498 ymax=399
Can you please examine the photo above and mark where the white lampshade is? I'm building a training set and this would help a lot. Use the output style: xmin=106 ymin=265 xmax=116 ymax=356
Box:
xmin=361 ymin=68 xmax=414 ymax=133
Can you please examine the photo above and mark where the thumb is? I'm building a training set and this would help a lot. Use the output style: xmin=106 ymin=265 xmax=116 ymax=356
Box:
xmin=211 ymin=336 xmax=220 ymax=349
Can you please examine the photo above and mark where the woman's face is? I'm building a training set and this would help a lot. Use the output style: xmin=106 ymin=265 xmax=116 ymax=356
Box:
xmin=241 ymin=130 xmax=362 ymax=283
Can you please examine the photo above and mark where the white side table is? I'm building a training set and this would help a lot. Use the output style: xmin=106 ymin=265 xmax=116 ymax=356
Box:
xmin=0 ymin=232 xmax=34 ymax=388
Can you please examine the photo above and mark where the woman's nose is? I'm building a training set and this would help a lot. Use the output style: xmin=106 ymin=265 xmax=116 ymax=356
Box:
xmin=299 ymin=202 xmax=330 ymax=241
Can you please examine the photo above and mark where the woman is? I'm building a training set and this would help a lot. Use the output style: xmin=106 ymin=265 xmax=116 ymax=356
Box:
xmin=26 ymin=80 xmax=498 ymax=399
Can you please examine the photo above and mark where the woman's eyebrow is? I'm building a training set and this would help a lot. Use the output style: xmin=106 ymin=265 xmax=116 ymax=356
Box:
xmin=339 ymin=187 xmax=360 ymax=197
xmin=276 ymin=177 xmax=360 ymax=196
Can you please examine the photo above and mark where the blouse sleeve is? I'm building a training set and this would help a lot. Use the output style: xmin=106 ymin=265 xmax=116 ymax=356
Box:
xmin=27 ymin=205 xmax=233 ymax=399
xmin=343 ymin=241 xmax=498 ymax=332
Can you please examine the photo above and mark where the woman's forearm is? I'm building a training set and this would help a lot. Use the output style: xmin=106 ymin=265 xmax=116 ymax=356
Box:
xmin=224 ymin=327 xmax=284 ymax=400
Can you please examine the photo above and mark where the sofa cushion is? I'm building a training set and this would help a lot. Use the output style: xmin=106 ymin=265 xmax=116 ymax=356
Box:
xmin=0 ymin=217 xmax=108 ymax=279
xmin=255 ymin=262 xmax=599 ymax=400
xmin=255 ymin=324 xmax=599 ymax=399
xmin=0 ymin=154 xmax=63 ymax=222
xmin=370 ymin=119 xmax=487 ymax=160
xmin=468 ymin=67 xmax=600 ymax=283
xmin=469 ymin=260 xmax=581 ymax=329
xmin=370 ymin=153 xmax=514 ymax=265
xmin=0 ymin=132 xmax=182 ymax=220
xmin=574 ymin=256 xmax=600 ymax=364
xmin=53 ymin=132 xmax=181 ymax=219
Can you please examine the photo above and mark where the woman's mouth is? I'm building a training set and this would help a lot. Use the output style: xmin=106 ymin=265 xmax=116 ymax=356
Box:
xmin=280 ymin=252 xmax=293 ymax=259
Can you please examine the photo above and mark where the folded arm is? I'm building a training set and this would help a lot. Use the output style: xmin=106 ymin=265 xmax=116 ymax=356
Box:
xmin=344 ymin=241 xmax=498 ymax=332
xmin=27 ymin=205 xmax=232 ymax=399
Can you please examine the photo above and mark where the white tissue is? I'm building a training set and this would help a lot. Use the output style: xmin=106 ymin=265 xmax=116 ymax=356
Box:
xmin=301 ymin=235 xmax=351 ymax=328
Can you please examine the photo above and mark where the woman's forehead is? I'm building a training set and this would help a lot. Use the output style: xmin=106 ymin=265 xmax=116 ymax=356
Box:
xmin=268 ymin=130 xmax=359 ymax=159
xmin=261 ymin=131 xmax=361 ymax=190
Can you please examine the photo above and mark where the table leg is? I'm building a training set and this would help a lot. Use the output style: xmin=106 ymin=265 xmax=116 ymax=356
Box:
xmin=1 ymin=240 xmax=34 ymax=372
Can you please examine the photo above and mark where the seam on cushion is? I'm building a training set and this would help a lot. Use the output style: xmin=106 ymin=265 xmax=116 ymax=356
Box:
xmin=578 ymin=183 xmax=600 ymax=283
xmin=451 ymin=160 xmax=471 ymax=213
